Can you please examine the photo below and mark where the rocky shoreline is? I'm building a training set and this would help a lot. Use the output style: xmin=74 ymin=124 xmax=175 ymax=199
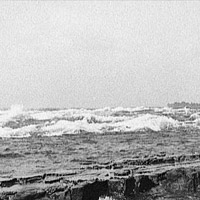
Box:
xmin=2 ymin=130 xmax=200 ymax=200
xmin=1 ymin=153 xmax=200 ymax=200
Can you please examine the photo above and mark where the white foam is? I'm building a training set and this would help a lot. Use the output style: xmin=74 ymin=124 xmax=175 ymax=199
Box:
xmin=112 ymin=114 xmax=178 ymax=132
xmin=30 ymin=111 xmax=60 ymax=120
xmin=41 ymin=120 xmax=103 ymax=136
xmin=0 ymin=104 xmax=25 ymax=125
xmin=0 ymin=106 xmax=196 ymax=138
xmin=0 ymin=125 xmax=37 ymax=138
xmin=39 ymin=114 xmax=178 ymax=136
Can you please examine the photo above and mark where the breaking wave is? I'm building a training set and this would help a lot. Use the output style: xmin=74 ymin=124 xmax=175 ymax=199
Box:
xmin=41 ymin=114 xmax=178 ymax=136
xmin=0 ymin=105 xmax=199 ymax=138
xmin=0 ymin=104 xmax=24 ymax=125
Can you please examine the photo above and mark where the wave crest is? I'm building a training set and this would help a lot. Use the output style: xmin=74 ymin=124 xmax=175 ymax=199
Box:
xmin=0 ymin=106 xmax=197 ymax=138
xmin=40 ymin=114 xmax=178 ymax=136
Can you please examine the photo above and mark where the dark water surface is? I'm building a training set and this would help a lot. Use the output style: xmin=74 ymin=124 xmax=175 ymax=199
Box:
xmin=1 ymin=129 xmax=199 ymax=179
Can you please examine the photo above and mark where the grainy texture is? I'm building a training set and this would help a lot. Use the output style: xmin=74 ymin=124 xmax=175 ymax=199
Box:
xmin=1 ymin=130 xmax=200 ymax=199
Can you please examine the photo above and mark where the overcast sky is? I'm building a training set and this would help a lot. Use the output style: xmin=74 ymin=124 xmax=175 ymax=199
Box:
xmin=0 ymin=1 xmax=200 ymax=108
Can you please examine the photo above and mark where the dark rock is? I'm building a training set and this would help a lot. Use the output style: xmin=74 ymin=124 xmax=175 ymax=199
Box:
xmin=108 ymin=179 xmax=125 ymax=198
xmin=137 ymin=176 xmax=158 ymax=193
xmin=82 ymin=180 xmax=108 ymax=200
xmin=65 ymin=190 xmax=71 ymax=200
xmin=124 ymin=177 xmax=136 ymax=197
xmin=160 ymin=168 xmax=200 ymax=195
xmin=113 ymin=164 xmax=123 ymax=169
xmin=0 ymin=178 xmax=18 ymax=187
xmin=49 ymin=191 xmax=66 ymax=200
xmin=20 ymin=175 xmax=44 ymax=184
xmin=3 ymin=160 xmax=200 ymax=200
xmin=70 ymin=185 xmax=83 ymax=200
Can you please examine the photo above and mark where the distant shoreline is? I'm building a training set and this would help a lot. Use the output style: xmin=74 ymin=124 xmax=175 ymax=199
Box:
xmin=168 ymin=102 xmax=200 ymax=109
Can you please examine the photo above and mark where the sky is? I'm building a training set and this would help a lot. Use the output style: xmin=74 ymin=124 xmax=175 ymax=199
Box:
xmin=0 ymin=1 xmax=200 ymax=109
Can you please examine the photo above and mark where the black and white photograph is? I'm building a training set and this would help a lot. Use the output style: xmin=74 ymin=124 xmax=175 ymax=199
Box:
xmin=1 ymin=1 xmax=200 ymax=199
